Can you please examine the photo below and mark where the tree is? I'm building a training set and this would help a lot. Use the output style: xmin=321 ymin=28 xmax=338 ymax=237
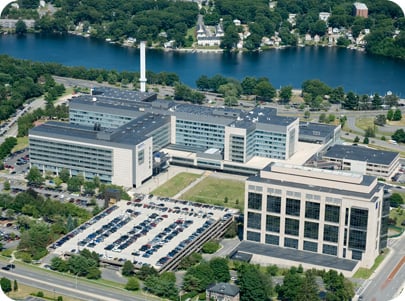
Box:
xmin=26 ymin=166 xmax=44 ymax=186
xmin=202 ymin=241 xmax=220 ymax=254
xmin=3 ymin=180 xmax=10 ymax=191
xmin=254 ymin=80 xmax=276 ymax=102
xmin=144 ymin=272 xmax=178 ymax=300
xmin=279 ymin=86 xmax=293 ymax=103
xmin=344 ymin=92 xmax=359 ymax=110
xmin=137 ymin=265 xmax=158 ymax=281
xmin=0 ymin=277 xmax=12 ymax=293
xmin=67 ymin=176 xmax=82 ymax=193
xmin=393 ymin=109 xmax=402 ymax=121
xmin=372 ymin=93 xmax=383 ymax=109
xmin=389 ymin=193 xmax=404 ymax=207
xmin=363 ymin=136 xmax=369 ymax=144
xmin=125 ymin=277 xmax=140 ymax=291
xmin=15 ymin=20 xmax=27 ymax=35
xmin=209 ymin=258 xmax=230 ymax=282
xmin=297 ymin=270 xmax=320 ymax=301
xmin=238 ymin=264 xmax=268 ymax=301
xmin=221 ymin=25 xmax=239 ymax=50
xmin=387 ymin=109 xmax=394 ymax=121
xmin=13 ymin=279 xmax=18 ymax=291
xmin=59 ymin=168 xmax=70 ymax=183
xmin=319 ymin=113 xmax=326 ymax=123
xmin=374 ymin=114 xmax=386 ymax=126
xmin=364 ymin=126 xmax=375 ymax=138
xmin=183 ymin=262 xmax=214 ymax=293
xmin=304 ymin=110 xmax=310 ymax=119
xmin=196 ymin=75 xmax=210 ymax=91
xmin=122 ymin=260 xmax=134 ymax=276
xmin=241 ymin=77 xmax=257 ymax=95
xmin=353 ymin=136 xmax=360 ymax=143
xmin=392 ymin=129 xmax=405 ymax=143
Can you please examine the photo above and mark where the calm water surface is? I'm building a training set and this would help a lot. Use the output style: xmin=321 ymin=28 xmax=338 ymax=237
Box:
xmin=1 ymin=34 xmax=404 ymax=95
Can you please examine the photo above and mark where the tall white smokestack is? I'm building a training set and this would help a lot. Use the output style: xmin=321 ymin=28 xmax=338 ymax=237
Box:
xmin=139 ymin=41 xmax=147 ymax=92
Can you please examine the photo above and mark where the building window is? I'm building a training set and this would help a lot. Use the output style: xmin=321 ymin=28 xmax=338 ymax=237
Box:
xmin=267 ymin=195 xmax=281 ymax=213
xmin=247 ymin=231 xmax=260 ymax=242
xmin=266 ymin=215 xmax=280 ymax=232
xmin=352 ymin=250 xmax=363 ymax=260
xmin=138 ymin=149 xmax=145 ymax=164
xmin=350 ymin=208 xmax=368 ymax=230
xmin=324 ymin=204 xmax=340 ymax=223
xmin=285 ymin=218 xmax=299 ymax=236
xmin=304 ymin=221 xmax=319 ymax=239
xmin=284 ymin=237 xmax=298 ymax=249
xmin=248 ymin=192 xmax=262 ymax=210
xmin=247 ymin=212 xmax=261 ymax=230
xmin=322 ymin=244 xmax=337 ymax=256
xmin=305 ymin=201 xmax=320 ymax=219
xmin=303 ymin=241 xmax=318 ymax=252
xmin=265 ymin=234 xmax=279 ymax=245
xmin=286 ymin=198 xmax=301 ymax=216
xmin=349 ymin=229 xmax=367 ymax=250
xmin=323 ymin=225 xmax=339 ymax=243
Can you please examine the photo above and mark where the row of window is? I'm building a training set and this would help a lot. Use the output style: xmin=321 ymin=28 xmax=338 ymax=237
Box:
xmin=248 ymin=193 xmax=341 ymax=223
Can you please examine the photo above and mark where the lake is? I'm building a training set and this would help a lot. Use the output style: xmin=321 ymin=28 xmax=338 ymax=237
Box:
xmin=1 ymin=33 xmax=404 ymax=96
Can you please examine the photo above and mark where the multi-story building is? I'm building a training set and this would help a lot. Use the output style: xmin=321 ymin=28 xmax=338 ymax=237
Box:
xmin=323 ymin=144 xmax=400 ymax=180
xmin=353 ymin=2 xmax=368 ymax=18
xmin=241 ymin=162 xmax=388 ymax=274
xmin=30 ymin=87 xmax=303 ymax=186
xmin=30 ymin=113 xmax=170 ymax=187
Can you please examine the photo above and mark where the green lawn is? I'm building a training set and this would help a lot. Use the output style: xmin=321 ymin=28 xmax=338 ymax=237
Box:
xmin=180 ymin=176 xmax=245 ymax=211
xmin=353 ymin=249 xmax=390 ymax=279
xmin=390 ymin=206 xmax=405 ymax=228
xmin=12 ymin=136 xmax=29 ymax=152
xmin=151 ymin=172 xmax=201 ymax=197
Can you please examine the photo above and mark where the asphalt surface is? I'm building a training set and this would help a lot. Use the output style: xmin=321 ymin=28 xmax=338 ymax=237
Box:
xmin=0 ymin=260 xmax=160 ymax=301
xmin=358 ymin=236 xmax=405 ymax=301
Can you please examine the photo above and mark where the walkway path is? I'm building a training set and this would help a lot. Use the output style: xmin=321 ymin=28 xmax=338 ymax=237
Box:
xmin=173 ymin=170 xmax=211 ymax=199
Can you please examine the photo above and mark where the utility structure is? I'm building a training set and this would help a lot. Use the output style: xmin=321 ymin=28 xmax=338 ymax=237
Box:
xmin=139 ymin=41 xmax=147 ymax=92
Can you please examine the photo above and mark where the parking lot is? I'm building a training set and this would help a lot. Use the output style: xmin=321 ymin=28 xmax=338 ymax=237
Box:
xmin=4 ymin=147 xmax=30 ymax=175
xmin=50 ymin=194 xmax=236 ymax=270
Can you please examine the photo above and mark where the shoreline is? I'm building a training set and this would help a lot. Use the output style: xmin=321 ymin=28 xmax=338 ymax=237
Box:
xmin=67 ymin=31 xmax=366 ymax=54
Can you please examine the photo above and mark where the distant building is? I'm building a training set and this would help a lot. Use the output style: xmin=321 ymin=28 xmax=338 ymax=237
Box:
xmin=319 ymin=12 xmax=331 ymax=22
xmin=353 ymin=2 xmax=368 ymax=18
xmin=196 ymin=16 xmax=224 ymax=47
xmin=323 ymin=144 xmax=400 ymax=179
xmin=206 ymin=283 xmax=240 ymax=301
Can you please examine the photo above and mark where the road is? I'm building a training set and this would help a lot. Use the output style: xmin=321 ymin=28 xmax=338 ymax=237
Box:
xmin=0 ymin=261 xmax=160 ymax=301
xmin=358 ymin=236 xmax=405 ymax=301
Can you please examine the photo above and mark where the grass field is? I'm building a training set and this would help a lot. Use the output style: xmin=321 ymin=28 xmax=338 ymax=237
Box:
xmin=11 ymin=136 xmax=29 ymax=152
xmin=180 ymin=176 xmax=245 ymax=211
xmin=8 ymin=283 xmax=82 ymax=301
xmin=353 ymin=249 xmax=390 ymax=279
xmin=151 ymin=172 xmax=201 ymax=197
xmin=390 ymin=206 xmax=405 ymax=228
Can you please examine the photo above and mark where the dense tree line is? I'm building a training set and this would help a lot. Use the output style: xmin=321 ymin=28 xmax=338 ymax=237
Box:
xmin=0 ymin=55 xmax=179 ymax=125
xmin=0 ymin=137 xmax=17 ymax=160
xmin=51 ymin=248 xmax=101 ymax=279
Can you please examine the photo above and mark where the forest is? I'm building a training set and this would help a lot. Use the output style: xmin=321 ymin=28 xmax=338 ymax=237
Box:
xmin=4 ymin=0 xmax=404 ymax=59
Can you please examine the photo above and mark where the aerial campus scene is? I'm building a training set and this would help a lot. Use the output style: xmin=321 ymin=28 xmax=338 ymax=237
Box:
xmin=0 ymin=0 xmax=405 ymax=301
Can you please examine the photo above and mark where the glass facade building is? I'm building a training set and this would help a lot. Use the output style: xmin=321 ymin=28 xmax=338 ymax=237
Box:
xmin=244 ymin=163 xmax=387 ymax=270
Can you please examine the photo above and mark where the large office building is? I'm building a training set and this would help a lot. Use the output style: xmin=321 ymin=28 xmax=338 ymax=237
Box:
xmin=29 ymin=87 xmax=302 ymax=186
xmin=241 ymin=162 xmax=388 ymax=274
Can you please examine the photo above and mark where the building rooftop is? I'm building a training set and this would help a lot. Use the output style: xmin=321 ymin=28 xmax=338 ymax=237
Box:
xmin=299 ymin=122 xmax=338 ymax=142
xmin=249 ymin=167 xmax=382 ymax=199
xmin=323 ymin=144 xmax=399 ymax=165
xmin=354 ymin=2 xmax=368 ymax=9
xmin=91 ymin=86 xmax=157 ymax=102
xmin=236 ymin=241 xmax=358 ymax=272
xmin=30 ymin=113 xmax=170 ymax=148
xmin=207 ymin=282 xmax=240 ymax=296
